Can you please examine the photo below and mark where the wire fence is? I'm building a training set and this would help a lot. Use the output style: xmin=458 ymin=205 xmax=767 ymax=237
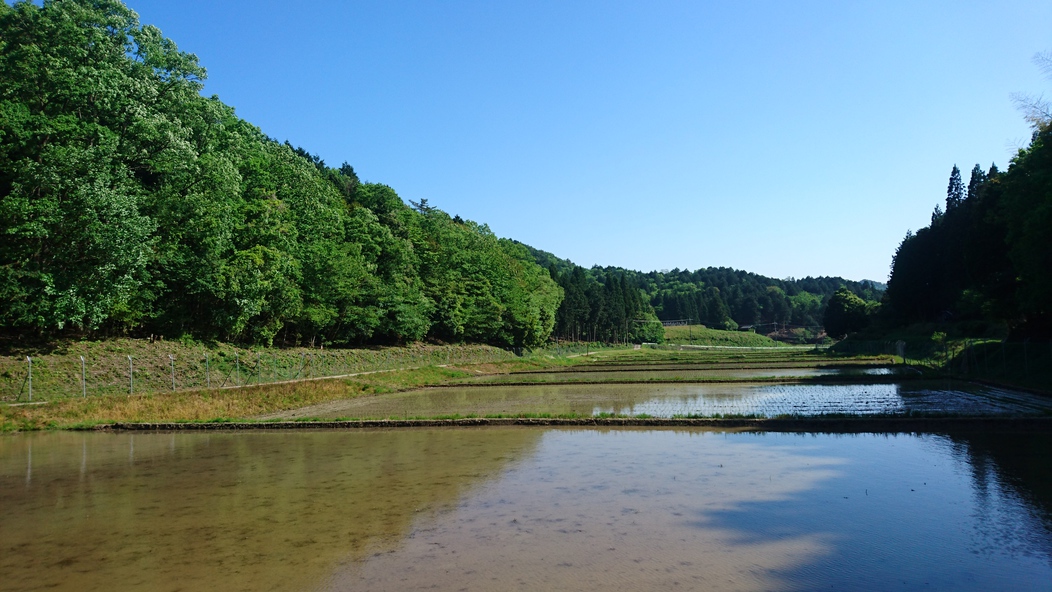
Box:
xmin=543 ymin=342 xmax=629 ymax=357
xmin=834 ymin=339 xmax=1052 ymax=390
xmin=941 ymin=340 xmax=1052 ymax=388
xmin=2 ymin=344 xmax=519 ymax=402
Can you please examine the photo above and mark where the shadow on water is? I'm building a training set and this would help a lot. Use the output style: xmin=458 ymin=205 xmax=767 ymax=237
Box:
xmin=315 ymin=379 xmax=1052 ymax=420
xmin=686 ymin=431 xmax=1052 ymax=591
xmin=2 ymin=428 xmax=1051 ymax=591
xmin=0 ymin=429 xmax=544 ymax=592
xmin=324 ymin=428 xmax=1052 ymax=591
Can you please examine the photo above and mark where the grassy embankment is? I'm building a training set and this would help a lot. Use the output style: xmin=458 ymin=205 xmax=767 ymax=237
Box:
xmin=834 ymin=326 xmax=1052 ymax=394
xmin=0 ymin=339 xmax=524 ymax=402
xmin=1 ymin=365 xmax=465 ymax=431
xmin=0 ymin=339 xmax=614 ymax=431
xmin=662 ymin=325 xmax=788 ymax=347
xmin=0 ymin=331 xmax=892 ymax=431
xmin=566 ymin=346 xmax=890 ymax=369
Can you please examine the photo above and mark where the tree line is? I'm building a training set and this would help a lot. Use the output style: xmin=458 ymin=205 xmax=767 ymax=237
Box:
xmin=0 ymin=0 xmax=888 ymax=349
xmin=528 ymin=246 xmax=882 ymax=342
xmin=831 ymin=51 xmax=1052 ymax=341
xmin=0 ymin=0 xmax=560 ymax=348
xmin=882 ymin=133 xmax=1051 ymax=338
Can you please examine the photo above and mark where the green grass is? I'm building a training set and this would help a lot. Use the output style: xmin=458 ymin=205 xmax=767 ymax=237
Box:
xmin=579 ymin=347 xmax=867 ymax=367
xmin=834 ymin=333 xmax=1052 ymax=393
xmin=0 ymin=338 xmax=518 ymax=402
xmin=662 ymin=325 xmax=788 ymax=347
xmin=0 ymin=343 xmax=902 ymax=431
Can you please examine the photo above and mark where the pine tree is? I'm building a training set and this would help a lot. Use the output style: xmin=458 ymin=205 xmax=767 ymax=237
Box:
xmin=946 ymin=165 xmax=965 ymax=210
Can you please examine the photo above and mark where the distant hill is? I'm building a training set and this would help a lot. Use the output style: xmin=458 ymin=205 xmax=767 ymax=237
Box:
xmin=520 ymin=243 xmax=882 ymax=337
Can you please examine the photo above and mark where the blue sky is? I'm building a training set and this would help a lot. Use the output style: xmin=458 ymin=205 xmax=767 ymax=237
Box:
xmin=125 ymin=0 xmax=1050 ymax=282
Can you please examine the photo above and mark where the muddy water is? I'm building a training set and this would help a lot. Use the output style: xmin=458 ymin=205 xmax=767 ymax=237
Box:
xmin=0 ymin=429 xmax=543 ymax=592
xmin=470 ymin=367 xmax=842 ymax=382
xmin=472 ymin=366 xmax=899 ymax=382
xmin=2 ymin=429 xmax=1050 ymax=591
xmin=309 ymin=380 xmax=1052 ymax=420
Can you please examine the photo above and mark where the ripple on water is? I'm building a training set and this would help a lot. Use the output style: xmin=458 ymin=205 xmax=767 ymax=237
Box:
xmin=3 ymin=429 xmax=1051 ymax=592
xmin=313 ymin=380 xmax=1052 ymax=419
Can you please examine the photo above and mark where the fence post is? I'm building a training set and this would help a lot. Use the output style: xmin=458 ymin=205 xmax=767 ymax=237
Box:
xmin=984 ymin=341 xmax=990 ymax=377
xmin=235 ymin=353 xmax=240 ymax=386
xmin=257 ymin=352 xmax=261 ymax=385
xmin=944 ymin=343 xmax=950 ymax=377
xmin=80 ymin=356 xmax=86 ymax=397
xmin=1001 ymin=341 xmax=1007 ymax=378
xmin=128 ymin=355 xmax=133 ymax=395
xmin=169 ymin=355 xmax=176 ymax=391
xmin=1023 ymin=340 xmax=1029 ymax=379
xmin=205 ymin=354 xmax=210 ymax=389
xmin=26 ymin=356 xmax=32 ymax=402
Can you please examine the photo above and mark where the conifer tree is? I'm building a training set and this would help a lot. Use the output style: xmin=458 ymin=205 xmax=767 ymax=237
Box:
xmin=967 ymin=164 xmax=986 ymax=201
xmin=946 ymin=165 xmax=965 ymax=210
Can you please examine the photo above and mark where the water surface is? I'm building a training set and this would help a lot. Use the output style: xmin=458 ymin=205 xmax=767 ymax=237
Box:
xmin=469 ymin=367 xmax=843 ymax=382
xmin=311 ymin=380 xmax=1052 ymax=419
xmin=2 ymin=429 xmax=1050 ymax=591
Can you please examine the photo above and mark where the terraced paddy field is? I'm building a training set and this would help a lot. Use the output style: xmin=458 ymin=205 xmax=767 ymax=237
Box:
xmin=6 ymin=346 xmax=1051 ymax=591
xmin=4 ymin=428 xmax=1051 ymax=591
xmin=464 ymin=366 xmax=899 ymax=384
xmin=279 ymin=380 xmax=1052 ymax=421
xmin=261 ymin=348 xmax=1050 ymax=421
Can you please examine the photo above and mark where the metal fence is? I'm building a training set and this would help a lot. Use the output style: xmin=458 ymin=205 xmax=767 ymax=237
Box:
xmin=2 ymin=344 xmax=518 ymax=402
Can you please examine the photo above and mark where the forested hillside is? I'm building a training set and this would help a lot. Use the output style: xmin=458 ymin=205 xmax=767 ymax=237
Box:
xmin=0 ymin=0 xmax=560 ymax=348
xmin=527 ymin=245 xmax=882 ymax=341
xmin=884 ymin=127 xmax=1052 ymax=338
xmin=0 ymin=0 xmax=887 ymax=350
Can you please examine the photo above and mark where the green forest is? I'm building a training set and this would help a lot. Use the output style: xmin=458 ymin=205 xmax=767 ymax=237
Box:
xmin=3 ymin=0 xmax=1046 ymax=351
xmin=0 ymin=0 xmax=564 ymax=348
xmin=880 ymin=144 xmax=1051 ymax=339
xmin=0 ymin=0 xmax=882 ymax=349
xmin=530 ymin=247 xmax=882 ymax=343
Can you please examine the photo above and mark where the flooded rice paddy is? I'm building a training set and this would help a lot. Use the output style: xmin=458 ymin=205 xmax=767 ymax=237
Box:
xmin=2 ymin=428 xmax=1051 ymax=591
xmin=304 ymin=380 xmax=1052 ymax=420
xmin=469 ymin=368 xmax=862 ymax=382
xmin=466 ymin=366 xmax=892 ymax=383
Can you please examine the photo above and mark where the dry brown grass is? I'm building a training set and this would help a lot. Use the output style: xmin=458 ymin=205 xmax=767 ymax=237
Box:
xmin=1 ymin=365 xmax=477 ymax=431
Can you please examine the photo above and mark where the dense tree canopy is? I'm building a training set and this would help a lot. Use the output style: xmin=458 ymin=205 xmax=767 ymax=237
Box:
xmin=885 ymin=131 xmax=1052 ymax=337
xmin=882 ymin=50 xmax=1052 ymax=338
xmin=528 ymin=246 xmax=882 ymax=340
xmin=823 ymin=288 xmax=869 ymax=339
xmin=0 ymin=0 xmax=560 ymax=348
xmin=0 ymin=0 xmax=896 ymax=348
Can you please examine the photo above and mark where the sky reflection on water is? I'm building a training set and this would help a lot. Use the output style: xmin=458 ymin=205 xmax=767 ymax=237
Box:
xmin=311 ymin=380 xmax=1052 ymax=420
xmin=334 ymin=429 xmax=1052 ymax=591
xmin=2 ymin=429 xmax=1050 ymax=591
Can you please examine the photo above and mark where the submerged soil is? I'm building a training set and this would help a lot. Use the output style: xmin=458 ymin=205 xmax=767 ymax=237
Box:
xmin=257 ymin=379 xmax=1052 ymax=421
xmin=4 ymin=428 xmax=1050 ymax=591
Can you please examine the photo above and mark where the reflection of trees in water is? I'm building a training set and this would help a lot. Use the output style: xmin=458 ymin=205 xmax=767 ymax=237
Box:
xmin=0 ymin=429 xmax=544 ymax=592
xmin=948 ymin=431 xmax=1052 ymax=561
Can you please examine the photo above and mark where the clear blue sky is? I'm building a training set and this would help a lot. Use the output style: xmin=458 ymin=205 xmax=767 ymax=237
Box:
xmin=126 ymin=0 xmax=1050 ymax=282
